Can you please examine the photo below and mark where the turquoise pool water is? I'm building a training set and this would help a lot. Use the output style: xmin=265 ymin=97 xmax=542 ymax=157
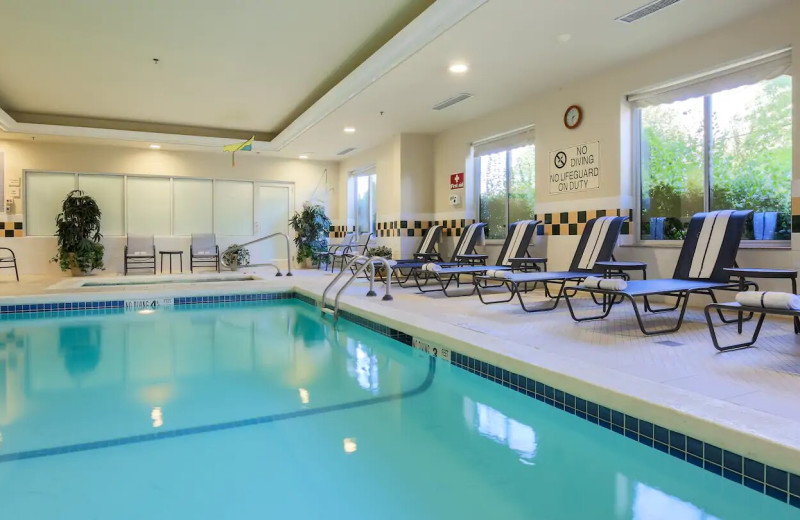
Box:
xmin=0 ymin=300 xmax=795 ymax=519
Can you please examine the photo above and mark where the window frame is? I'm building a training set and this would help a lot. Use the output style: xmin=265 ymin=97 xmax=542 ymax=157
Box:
xmin=22 ymin=169 xmax=295 ymax=237
xmin=474 ymin=143 xmax=536 ymax=243
xmin=633 ymin=78 xmax=792 ymax=249
xmin=348 ymin=167 xmax=377 ymax=239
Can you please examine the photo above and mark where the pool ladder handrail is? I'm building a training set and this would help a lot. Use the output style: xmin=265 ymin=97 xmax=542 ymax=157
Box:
xmin=321 ymin=255 xmax=394 ymax=322
xmin=223 ymin=232 xmax=293 ymax=276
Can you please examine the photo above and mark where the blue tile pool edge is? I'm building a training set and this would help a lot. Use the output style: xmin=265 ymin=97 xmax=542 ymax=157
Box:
xmin=447 ymin=351 xmax=800 ymax=508
xmin=2 ymin=290 xmax=797 ymax=507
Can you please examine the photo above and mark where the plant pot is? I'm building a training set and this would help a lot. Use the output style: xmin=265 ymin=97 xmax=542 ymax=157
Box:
xmin=302 ymin=258 xmax=313 ymax=269
xmin=68 ymin=253 xmax=90 ymax=277
xmin=228 ymin=259 xmax=239 ymax=272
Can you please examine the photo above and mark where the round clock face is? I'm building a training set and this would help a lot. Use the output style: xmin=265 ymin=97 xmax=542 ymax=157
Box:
xmin=564 ymin=105 xmax=582 ymax=129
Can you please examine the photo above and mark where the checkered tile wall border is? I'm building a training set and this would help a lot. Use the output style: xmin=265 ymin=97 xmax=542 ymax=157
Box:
xmin=534 ymin=208 xmax=632 ymax=236
xmin=329 ymin=225 xmax=352 ymax=239
xmin=375 ymin=219 xmax=478 ymax=238
xmin=0 ymin=221 xmax=23 ymax=238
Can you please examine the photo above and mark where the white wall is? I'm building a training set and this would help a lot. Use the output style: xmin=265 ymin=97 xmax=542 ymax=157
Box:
xmin=0 ymin=139 xmax=338 ymax=275
xmin=431 ymin=0 xmax=800 ymax=289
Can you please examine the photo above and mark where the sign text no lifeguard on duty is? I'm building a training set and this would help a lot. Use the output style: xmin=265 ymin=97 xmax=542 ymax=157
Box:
xmin=549 ymin=141 xmax=600 ymax=195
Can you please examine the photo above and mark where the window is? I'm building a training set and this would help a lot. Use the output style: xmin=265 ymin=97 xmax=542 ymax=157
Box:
xmin=634 ymin=51 xmax=792 ymax=241
xmin=474 ymin=127 xmax=535 ymax=239
xmin=347 ymin=169 xmax=376 ymax=237
xmin=24 ymin=171 xmax=258 ymax=236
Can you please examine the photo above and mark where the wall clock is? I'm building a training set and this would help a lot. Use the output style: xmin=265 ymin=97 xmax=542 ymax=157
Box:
xmin=564 ymin=105 xmax=582 ymax=129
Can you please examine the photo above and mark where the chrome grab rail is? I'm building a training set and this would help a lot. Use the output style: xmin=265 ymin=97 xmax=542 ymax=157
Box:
xmin=223 ymin=232 xmax=293 ymax=276
xmin=321 ymin=255 xmax=394 ymax=322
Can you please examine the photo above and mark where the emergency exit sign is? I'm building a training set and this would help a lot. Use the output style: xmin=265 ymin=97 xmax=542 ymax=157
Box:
xmin=450 ymin=173 xmax=464 ymax=189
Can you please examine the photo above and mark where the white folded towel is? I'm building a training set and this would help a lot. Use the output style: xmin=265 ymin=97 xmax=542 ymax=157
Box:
xmin=581 ymin=276 xmax=627 ymax=291
xmin=384 ymin=259 xmax=397 ymax=267
xmin=422 ymin=263 xmax=442 ymax=272
xmin=486 ymin=269 xmax=510 ymax=279
xmin=735 ymin=291 xmax=800 ymax=310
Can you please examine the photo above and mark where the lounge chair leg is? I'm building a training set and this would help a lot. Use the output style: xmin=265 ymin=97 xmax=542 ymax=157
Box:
xmin=564 ymin=287 xmax=616 ymax=321
xmin=704 ymin=304 xmax=766 ymax=351
xmin=475 ymin=280 xmax=517 ymax=305
xmin=517 ymin=281 xmax=567 ymax=312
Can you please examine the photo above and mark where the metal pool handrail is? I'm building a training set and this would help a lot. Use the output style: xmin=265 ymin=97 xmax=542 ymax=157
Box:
xmin=321 ymin=255 xmax=394 ymax=322
xmin=224 ymin=232 xmax=293 ymax=276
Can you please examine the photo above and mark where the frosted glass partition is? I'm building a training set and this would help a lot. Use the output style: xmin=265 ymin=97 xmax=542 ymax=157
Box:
xmin=173 ymin=178 xmax=213 ymax=235
xmin=78 ymin=174 xmax=125 ymax=236
xmin=127 ymin=177 xmax=171 ymax=235
xmin=214 ymin=181 xmax=253 ymax=235
xmin=26 ymin=172 xmax=76 ymax=236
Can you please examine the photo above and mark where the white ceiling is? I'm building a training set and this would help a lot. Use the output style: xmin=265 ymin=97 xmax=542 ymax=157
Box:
xmin=286 ymin=0 xmax=787 ymax=159
xmin=0 ymin=0 xmax=429 ymax=133
xmin=0 ymin=0 xmax=788 ymax=160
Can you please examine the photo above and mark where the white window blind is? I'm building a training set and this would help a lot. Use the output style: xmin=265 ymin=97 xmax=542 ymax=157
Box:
xmin=78 ymin=174 xmax=125 ymax=236
xmin=173 ymin=178 xmax=213 ymax=235
xmin=473 ymin=125 xmax=535 ymax=157
xmin=127 ymin=177 xmax=171 ymax=235
xmin=26 ymin=172 xmax=76 ymax=236
xmin=214 ymin=180 xmax=253 ymax=235
xmin=628 ymin=48 xmax=791 ymax=108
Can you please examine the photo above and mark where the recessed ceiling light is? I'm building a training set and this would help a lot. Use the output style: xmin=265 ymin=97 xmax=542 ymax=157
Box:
xmin=149 ymin=144 xmax=161 ymax=149
xmin=299 ymin=154 xmax=309 ymax=159
xmin=557 ymin=33 xmax=572 ymax=43
xmin=449 ymin=63 xmax=469 ymax=74
xmin=343 ymin=127 xmax=356 ymax=133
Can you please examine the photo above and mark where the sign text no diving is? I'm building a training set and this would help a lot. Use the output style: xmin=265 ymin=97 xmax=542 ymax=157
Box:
xmin=549 ymin=141 xmax=600 ymax=194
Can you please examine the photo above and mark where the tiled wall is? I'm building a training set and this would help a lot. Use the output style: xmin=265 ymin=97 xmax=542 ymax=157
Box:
xmin=534 ymin=208 xmax=632 ymax=236
xmin=0 ymin=221 xmax=23 ymax=237
xmin=375 ymin=219 xmax=477 ymax=238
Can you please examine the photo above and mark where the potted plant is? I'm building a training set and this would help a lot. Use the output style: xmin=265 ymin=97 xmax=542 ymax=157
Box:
xmin=222 ymin=245 xmax=250 ymax=271
xmin=367 ymin=245 xmax=392 ymax=259
xmin=289 ymin=203 xmax=331 ymax=268
xmin=52 ymin=190 xmax=104 ymax=276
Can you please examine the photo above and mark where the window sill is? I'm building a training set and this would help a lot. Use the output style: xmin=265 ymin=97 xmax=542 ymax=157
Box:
xmin=623 ymin=240 xmax=791 ymax=250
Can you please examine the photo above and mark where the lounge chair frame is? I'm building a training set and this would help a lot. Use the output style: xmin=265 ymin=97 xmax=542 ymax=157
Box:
xmin=704 ymin=302 xmax=797 ymax=351
xmin=564 ymin=210 xmax=754 ymax=335
xmin=190 ymin=234 xmax=220 ymax=273
xmin=412 ymin=220 xmax=540 ymax=297
xmin=0 ymin=247 xmax=19 ymax=281
xmin=474 ymin=216 xmax=628 ymax=311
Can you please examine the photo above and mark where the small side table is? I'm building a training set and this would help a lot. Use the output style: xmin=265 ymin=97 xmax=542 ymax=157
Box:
xmin=160 ymin=251 xmax=183 ymax=274
xmin=510 ymin=257 xmax=547 ymax=272
xmin=594 ymin=261 xmax=648 ymax=281
xmin=723 ymin=267 xmax=799 ymax=333
xmin=595 ymin=261 xmax=649 ymax=311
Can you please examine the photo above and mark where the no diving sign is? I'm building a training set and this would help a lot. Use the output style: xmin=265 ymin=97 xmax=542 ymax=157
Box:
xmin=549 ymin=141 xmax=600 ymax=194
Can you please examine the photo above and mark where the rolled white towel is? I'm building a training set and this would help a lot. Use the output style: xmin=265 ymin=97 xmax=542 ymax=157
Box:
xmin=422 ymin=263 xmax=442 ymax=272
xmin=486 ymin=269 xmax=510 ymax=279
xmin=735 ymin=291 xmax=800 ymax=310
xmin=581 ymin=276 xmax=627 ymax=291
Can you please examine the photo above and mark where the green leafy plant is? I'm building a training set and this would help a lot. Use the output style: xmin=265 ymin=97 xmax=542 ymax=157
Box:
xmin=367 ymin=245 xmax=392 ymax=259
xmin=222 ymin=245 xmax=250 ymax=269
xmin=289 ymin=203 xmax=331 ymax=265
xmin=51 ymin=190 xmax=105 ymax=273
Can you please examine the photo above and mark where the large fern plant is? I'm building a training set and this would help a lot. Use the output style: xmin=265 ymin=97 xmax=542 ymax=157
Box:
xmin=52 ymin=190 xmax=105 ymax=273
xmin=288 ymin=203 xmax=331 ymax=265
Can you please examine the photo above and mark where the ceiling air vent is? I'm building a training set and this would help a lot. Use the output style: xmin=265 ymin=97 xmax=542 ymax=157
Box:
xmin=432 ymin=93 xmax=473 ymax=111
xmin=337 ymin=147 xmax=356 ymax=156
xmin=615 ymin=0 xmax=681 ymax=23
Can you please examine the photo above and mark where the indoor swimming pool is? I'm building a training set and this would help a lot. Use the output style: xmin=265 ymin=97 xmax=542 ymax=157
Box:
xmin=0 ymin=298 xmax=795 ymax=519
